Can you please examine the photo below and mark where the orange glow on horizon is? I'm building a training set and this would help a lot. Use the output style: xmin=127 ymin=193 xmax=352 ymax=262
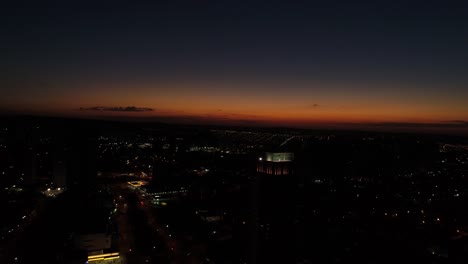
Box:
xmin=2 ymin=80 xmax=467 ymax=130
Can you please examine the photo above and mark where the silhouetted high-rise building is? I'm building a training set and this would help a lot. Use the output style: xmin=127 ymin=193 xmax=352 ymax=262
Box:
xmin=151 ymin=160 xmax=174 ymax=191
xmin=9 ymin=120 xmax=39 ymax=187
xmin=67 ymin=137 xmax=97 ymax=188
xmin=151 ymin=134 xmax=177 ymax=191
xmin=52 ymin=143 xmax=68 ymax=188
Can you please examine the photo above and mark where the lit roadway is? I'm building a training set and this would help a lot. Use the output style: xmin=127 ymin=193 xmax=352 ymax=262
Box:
xmin=0 ymin=208 xmax=39 ymax=263
xmin=118 ymin=183 xmax=208 ymax=264
xmin=114 ymin=194 xmax=132 ymax=264
xmin=112 ymin=183 xmax=169 ymax=264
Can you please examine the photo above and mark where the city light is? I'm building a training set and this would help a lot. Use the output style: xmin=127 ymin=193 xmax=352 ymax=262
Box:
xmin=2 ymin=3 xmax=468 ymax=260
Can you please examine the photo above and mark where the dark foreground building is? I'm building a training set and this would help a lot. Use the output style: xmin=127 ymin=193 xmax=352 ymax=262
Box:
xmin=250 ymin=152 xmax=298 ymax=263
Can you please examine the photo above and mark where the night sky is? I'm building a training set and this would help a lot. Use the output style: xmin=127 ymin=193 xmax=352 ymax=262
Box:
xmin=1 ymin=0 xmax=468 ymax=132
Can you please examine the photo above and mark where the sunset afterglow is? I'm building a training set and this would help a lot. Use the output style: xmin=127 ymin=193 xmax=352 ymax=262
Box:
xmin=1 ymin=1 xmax=467 ymax=133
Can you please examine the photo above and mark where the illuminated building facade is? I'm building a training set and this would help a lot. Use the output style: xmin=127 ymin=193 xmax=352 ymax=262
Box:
xmin=74 ymin=233 xmax=120 ymax=263
xmin=256 ymin=152 xmax=294 ymax=175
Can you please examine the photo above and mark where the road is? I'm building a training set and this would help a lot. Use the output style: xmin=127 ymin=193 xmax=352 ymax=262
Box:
xmin=112 ymin=183 xmax=169 ymax=264
xmin=122 ymin=186 xmax=207 ymax=264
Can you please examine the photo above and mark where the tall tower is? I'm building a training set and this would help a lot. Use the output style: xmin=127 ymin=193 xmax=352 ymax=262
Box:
xmin=52 ymin=144 xmax=68 ymax=188
xmin=151 ymin=160 xmax=173 ymax=191
xmin=151 ymin=134 xmax=177 ymax=191
xmin=67 ymin=136 xmax=97 ymax=188
xmin=10 ymin=120 xmax=38 ymax=187
xmin=250 ymin=152 xmax=297 ymax=263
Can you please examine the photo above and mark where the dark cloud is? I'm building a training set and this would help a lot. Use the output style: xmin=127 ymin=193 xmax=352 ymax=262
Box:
xmin=367 ymin=120 xmax=468 ymax=129
xmin=80 ymin=106 xmax=153 ymax=112
xmin=449 ymin=120 xmax=468 ymax=126
xmin=303 ymin=103 xmax=320 ymax=109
